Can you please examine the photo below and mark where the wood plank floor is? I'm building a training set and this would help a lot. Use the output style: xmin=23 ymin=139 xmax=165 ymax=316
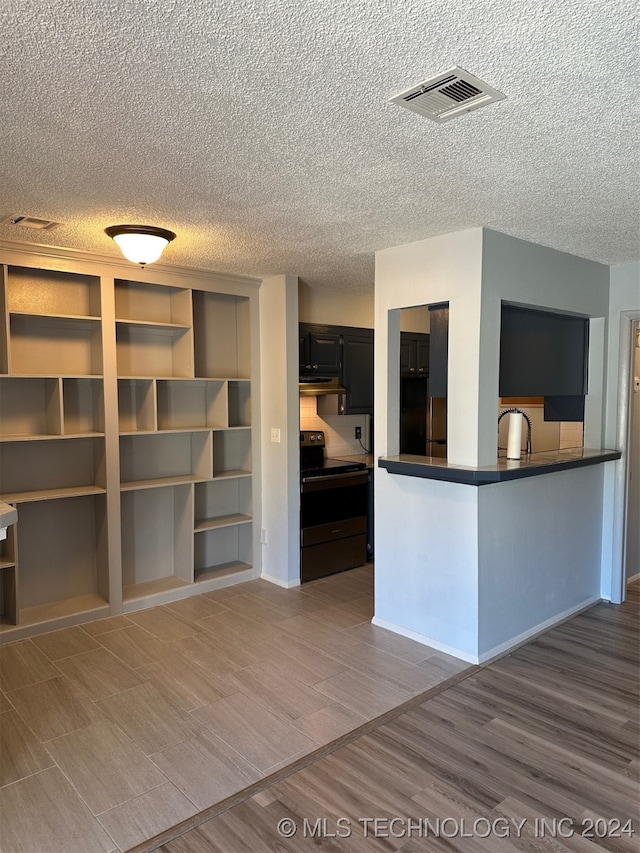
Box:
xmin=0 ymin=565 xmax=472 ymax=852
xmin=148 ymin=582 xmax=639 ymax=853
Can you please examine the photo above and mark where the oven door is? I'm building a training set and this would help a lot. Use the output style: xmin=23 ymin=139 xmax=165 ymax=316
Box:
xmin=300 ymin=471 xmax=368 ymax=582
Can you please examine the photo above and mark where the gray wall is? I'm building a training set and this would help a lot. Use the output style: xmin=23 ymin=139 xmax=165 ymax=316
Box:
xmin=480 ymin=229 xmax=609 ymax=463
xmin=601 ymin=263 xmax=640 ymax=598
xmin=259 ymin=275 xmax=301 ymax=586
xmin=478 ymin=466 xmax=603 ymax=656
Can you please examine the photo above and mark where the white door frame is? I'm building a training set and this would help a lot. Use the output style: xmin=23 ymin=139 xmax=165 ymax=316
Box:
xmin=610 ymin=309 xmax=640 ymax=603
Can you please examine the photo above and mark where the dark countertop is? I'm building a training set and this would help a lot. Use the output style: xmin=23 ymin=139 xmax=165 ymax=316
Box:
xmin=378 ymin=447 xmax=621 ymax=486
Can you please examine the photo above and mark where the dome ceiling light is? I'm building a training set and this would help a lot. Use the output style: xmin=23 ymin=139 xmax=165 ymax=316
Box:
xmin=105 ymin=224 xmax=176 ymax=267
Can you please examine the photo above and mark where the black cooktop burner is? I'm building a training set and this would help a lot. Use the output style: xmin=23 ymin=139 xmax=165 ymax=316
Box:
xmin=299 ymin=430 xmax=367 ymax=479
xmin=301 ymin=457 xmax=367 ymax=478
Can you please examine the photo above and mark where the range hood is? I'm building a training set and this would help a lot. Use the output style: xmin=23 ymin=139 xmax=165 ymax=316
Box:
xmin=299 ymin=375 xmax=346 ymax=396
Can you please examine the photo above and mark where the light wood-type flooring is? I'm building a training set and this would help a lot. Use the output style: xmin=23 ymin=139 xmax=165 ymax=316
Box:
xmin=0 ymin=564 xmax=473 ymax=852
xmin=148 ymin=580 xmax=639 ymax=853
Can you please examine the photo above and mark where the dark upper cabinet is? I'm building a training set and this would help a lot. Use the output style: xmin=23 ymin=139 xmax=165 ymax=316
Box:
xmin=400 ymin=335 xmax=413 ymax=375
xmin=299 ymin=330 xmax=307 ymax=369
xmin=341 ymin=329 xmax=374 ymax=414
xmin=300 ymin=323 xmax=374 ymax=414
xmin=416 ymin=338 xmax=430 ymax=374
xmin=499 ymin=304 xmax=588 ymax=397
xmin=428 ymin=304 xmax=449 ymax=397
xmin=400 ymin=332 xmax=430 ymax=376
xmin=299 ymin=324 xmax=341 ymax=375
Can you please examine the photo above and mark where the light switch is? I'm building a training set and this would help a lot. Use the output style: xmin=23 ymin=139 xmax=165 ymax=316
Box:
xmin=270 ymin=428 xmax=281 ymax=443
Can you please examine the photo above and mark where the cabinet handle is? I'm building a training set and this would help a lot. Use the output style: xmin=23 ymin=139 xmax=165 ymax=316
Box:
xmin=418 ymin=367 xmax=424 ymax=372
xmin=305 ymin=364 xmax=312 ymax=370
xmin=410 ymin=367 xmax=416 ymax=372
xmin=312 ymin=364 xmax=318 ymax=369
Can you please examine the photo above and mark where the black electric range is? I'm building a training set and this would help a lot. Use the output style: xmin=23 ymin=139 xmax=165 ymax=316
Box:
xmin=300 ymin=430 xmax=367 ymax=481
xmin=299 ymin=430 xmax=369 ymax=582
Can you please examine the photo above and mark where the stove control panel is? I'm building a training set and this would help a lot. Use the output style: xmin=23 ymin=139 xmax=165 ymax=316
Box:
xmin=299 ymin=430 xmax=326 ymax=448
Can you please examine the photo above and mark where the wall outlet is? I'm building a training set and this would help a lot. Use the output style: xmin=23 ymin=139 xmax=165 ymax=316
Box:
xmin=270 ymin=428 xmax=281 ymax=443
xmin=355 ymin=426 xmax=362 ymax=439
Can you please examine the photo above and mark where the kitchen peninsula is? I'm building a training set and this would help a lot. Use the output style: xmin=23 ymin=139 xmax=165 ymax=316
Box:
xmin=379 ymin=446 xmax=620 ymax=485
xmin=373 ymin=227 xmax=621 ymax=665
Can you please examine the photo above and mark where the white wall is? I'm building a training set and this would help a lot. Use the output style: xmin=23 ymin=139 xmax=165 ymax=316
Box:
xmin=627 ymin=325 xmax=640 ymax=579
xmin=298 ymin=283 xmax=374 ymax=328
xmin=375 ymin=228 xmax=484 ymax=467
xmin=374 ymin=229 xmax=484 ymax=657
xmin=604 ymin=263 xmax=640 ymax=444
xmin=259 ymin=275 xmax=301 ymax=587
xmin=373 ymin=475 xmax=480 ymax=660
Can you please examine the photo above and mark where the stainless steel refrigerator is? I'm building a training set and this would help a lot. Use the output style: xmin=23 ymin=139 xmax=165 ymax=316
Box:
xmin=400 ymin=377 xmax=447 ymax=457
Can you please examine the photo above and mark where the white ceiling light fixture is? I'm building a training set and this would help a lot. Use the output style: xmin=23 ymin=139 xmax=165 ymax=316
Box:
xmin=389 ymin=66 xmax=505 ymax=123
xmin=105 ymin=224 xmax=176 ymax=267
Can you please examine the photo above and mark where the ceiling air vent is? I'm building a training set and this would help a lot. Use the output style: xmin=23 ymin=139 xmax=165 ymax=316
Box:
xmin=2 ymin=214 xmax=62 ymax=230
xmin=389 ymin=66 xmax=505 ymax=123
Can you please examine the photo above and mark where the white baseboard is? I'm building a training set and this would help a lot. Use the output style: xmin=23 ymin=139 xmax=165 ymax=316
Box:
xmin=373 ymin=594 xmax=602 ymax=666
xmin=260 ymin=572 xmax=301 ymax=589
xmin=478 ymin=594 xmax=601 ymax=664
xmin=370 ymin=616 xmax=479 ymax=663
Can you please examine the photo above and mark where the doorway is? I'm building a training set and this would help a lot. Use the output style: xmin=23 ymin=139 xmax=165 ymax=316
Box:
xmin=611 ymin=310 xmax=640 ymax=603
xmin=625 ymin=320 xmax=640 ymax=582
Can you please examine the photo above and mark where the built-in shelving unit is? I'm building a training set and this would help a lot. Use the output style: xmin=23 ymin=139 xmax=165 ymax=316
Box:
xmin=0 ymin=375 xmax=105 ymax=440
xmin=0 ymin=525 xmax=17 ymax=627
xmin=192 ymin=471 xmax=253 ymax=584
xmin=0 ymin=249 xmax=260 ymax=639
xmin=0 ymin=264 xmax=110 ymax=634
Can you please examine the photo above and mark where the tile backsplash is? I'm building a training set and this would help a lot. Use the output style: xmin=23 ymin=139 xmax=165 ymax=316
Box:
xmin=299 ymin=396 xmax=371 ymax=456
xmin=497 ymin=405 xmax=558 ymax=453
xmin=559 ymin=420 xmax=584 ymax=449
xmin=497 ymin=405 xmax=584 ymax=453
xmin=301 ymin=397 xmax=582 ymax=457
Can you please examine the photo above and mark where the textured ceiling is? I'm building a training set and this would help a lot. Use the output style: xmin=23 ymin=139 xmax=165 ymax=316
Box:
xmin=1 ymin=0 xmax=638 ymax=293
